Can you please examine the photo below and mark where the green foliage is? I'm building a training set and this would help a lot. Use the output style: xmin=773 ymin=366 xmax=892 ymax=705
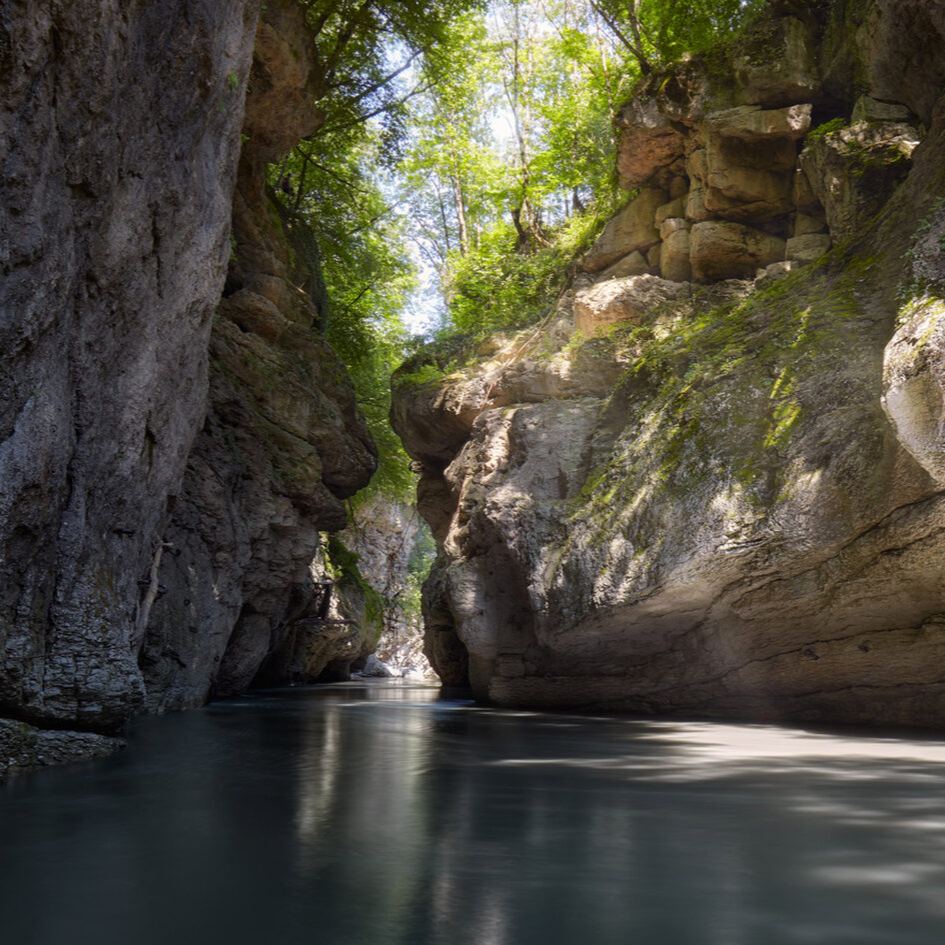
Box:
xmin=808 ymin=116 xmax=847 ymax=140
xmin=324 ymin=534 xmax=386 ymax=634
xmin=400 ymin=519 xmax=436 ymax=624
xmin=255 ymin=0 xmax=776 ymax=510
xmin=591 ymin=0 xmax=769 ymax=71
xmin=446 ymin=207 xmax=608 ymax=337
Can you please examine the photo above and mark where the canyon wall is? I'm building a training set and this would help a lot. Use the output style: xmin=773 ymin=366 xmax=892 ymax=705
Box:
xmin=0 ymin=0 xmax=377 ymax=754
xmin=393 ymin=0 xmax=945 ymax=726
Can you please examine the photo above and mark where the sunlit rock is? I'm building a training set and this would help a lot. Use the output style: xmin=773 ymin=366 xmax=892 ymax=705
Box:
xmin=573 ymin=276 xmax=690 ymax=334
xmin=690 ymin=221 xmax=785 ymax=282
xmin=799 ymin=121 xmax=921 ymax=241
xmin=581 ymin=187 xmax=667 ymax=273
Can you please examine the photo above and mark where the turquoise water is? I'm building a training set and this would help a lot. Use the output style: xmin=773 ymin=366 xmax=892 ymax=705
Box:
xmin=2 ymin=682 xmax=945 ymax=944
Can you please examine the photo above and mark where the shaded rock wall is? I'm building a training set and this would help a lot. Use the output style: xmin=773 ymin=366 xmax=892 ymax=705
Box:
xmin=393 ymin=0 xmax=945 ymax=726
xmin=0 ymin=0 xmax=377 ymax=739
xmin=139 ymin=1 xmax=376 ymax=710
xmin=0 ymin=0 xmax=260 ymax=732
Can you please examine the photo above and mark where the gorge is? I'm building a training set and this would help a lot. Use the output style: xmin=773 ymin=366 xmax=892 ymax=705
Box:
xmin=2 ymin=0 xmax=945 ymax=777
xmin=392 ymin=0 xmax=945 ymax=727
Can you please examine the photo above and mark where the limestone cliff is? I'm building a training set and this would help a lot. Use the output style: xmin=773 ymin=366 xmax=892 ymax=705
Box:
xmin=0 ymin=0 xmax=376 ymax=745
xmin=0 ymin=0 xmax=260 ymax=733
xmin=393 ymin=0 xmax=945 ymax=726
xmin=138 ymin=1 xmax=376 ymax=711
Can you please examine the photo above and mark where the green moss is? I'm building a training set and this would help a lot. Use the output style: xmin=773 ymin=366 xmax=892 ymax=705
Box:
xmin=808 ymin=117 xmax=847 ymax=140
xmin=325 ymin=535 xmax=385 ymax=642
xmin=568 ymin=249 xmax=874 ymax=529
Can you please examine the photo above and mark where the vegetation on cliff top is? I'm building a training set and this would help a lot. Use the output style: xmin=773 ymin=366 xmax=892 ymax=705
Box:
xmin=261 ymin=0 xmax=784 ymax=501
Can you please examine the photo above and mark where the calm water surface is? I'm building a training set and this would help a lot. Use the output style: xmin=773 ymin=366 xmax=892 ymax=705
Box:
xmin=3 ymin=682 xmax=945 ymax=944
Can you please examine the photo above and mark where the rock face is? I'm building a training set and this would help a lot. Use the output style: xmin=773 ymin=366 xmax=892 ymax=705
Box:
xmin=0 ymin=0 xmax=260 ymax=732
xmin=393 ymin=0 xmax=945 ymax=727
xmin=0 ymin=0 xmax=377 ymax=743
xmin=0 ymin=719 xmax=122 ymax=783
xmin=139 ymin=2 xmax=376 ymax=710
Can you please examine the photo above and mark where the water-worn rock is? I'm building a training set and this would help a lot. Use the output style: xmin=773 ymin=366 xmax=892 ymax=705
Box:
xmin=392 ymin=0 xmax=945 ymax=728
xmin=884 ymin=292 xmax=945 ymax=486
xmin=139 ymin=3 xmax=376 ymax=709
xmin=1 ymin=1 xmax=376 ymax=742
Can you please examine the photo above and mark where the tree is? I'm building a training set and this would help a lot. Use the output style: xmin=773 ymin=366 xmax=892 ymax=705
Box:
xmin=588 ymin=0 xmax=769 ymax=72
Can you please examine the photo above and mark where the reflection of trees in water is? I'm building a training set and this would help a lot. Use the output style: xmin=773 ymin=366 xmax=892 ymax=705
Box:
xmin=293 ymin=698 xmax=945 ymax=944
xmin=3 ymin=691 xmax=945 ymax=943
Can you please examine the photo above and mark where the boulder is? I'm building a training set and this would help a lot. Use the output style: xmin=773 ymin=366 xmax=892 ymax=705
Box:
xmin=686 ymin=148 xmax=709 ymax=183
xmin=658 ymin=216 xmax=689 ymax=240
xmin=685 ymin=179 xmax=712 ymax=223
xmin=615 ymin=98 xmax=686 ymax=190
xmin=690 ymin=221 xmax=786 ymax=282
xmin=791 ymin=166 xmax=821 ymax=212
xmin=660 ymin=228 xmax=692 ymax=282
xmin=599 ymin=251 xmax=652 ymax=281
xmin=655 ymin=197 xmax=687 ymax=225
xmin=851 ymin=96 xmax=913 ymax=124
xmin=785 ymin=233 xmax=831 ymax=264
xmin=218 ymin=289 xmax=289 ymax=342
xmin=647 ymin=244 xmax=663 ymax=271
xmin=704 ymin=104 xmax=812 ymax=140
xmin=701 ymin=133 xmax=795 ymax=219
xmin=581 ymin=187 xmax=667 ymax=272
xmin=793 ymin=212 xmax=826 ymax=236
xmin=800 ymin=121 xmax=921 ymax=241
xmin=359 ymin=654 xmax=400 ymax=678
xmin=883 ymin=296 xmax=945 ymax=485
xmin=732 ymin=16 xmax=820 ymax=107
xmin=573 ymin=275 xmax=691 ymax=334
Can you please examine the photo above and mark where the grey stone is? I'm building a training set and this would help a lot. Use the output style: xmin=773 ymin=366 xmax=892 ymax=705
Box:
xmin=0 ymin=0 xmax=260 ymax=732
xmin=785 ymin=233 xmax=831 ymax=264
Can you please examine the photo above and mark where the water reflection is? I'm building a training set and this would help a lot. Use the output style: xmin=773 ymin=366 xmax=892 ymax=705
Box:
xmin=2 ymin=683 xmax=945 ymax=944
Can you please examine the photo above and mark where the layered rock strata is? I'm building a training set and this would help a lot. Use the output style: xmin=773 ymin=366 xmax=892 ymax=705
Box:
xmin=393 ymin=0 xmax=945 ymax=726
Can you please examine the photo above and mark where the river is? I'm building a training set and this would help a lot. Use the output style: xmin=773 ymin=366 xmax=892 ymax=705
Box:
xmin=2 ymin=682 xmax=945 ymax=944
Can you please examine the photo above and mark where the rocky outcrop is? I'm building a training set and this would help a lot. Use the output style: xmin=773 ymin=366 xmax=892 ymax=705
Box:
xmin=0 ymin=0 xmax=377 ymax=753
xmin=0 ymin=719 xmax=122 ymax=783
xmin=578 ymin=3 xmax=931 ymax=335
xmin=392 ymin=0 xmax=945 ymax=726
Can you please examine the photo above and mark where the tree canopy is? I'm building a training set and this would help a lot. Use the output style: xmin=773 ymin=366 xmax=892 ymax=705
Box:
xmin=262 ymin=0 xmax=774 ymax=501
